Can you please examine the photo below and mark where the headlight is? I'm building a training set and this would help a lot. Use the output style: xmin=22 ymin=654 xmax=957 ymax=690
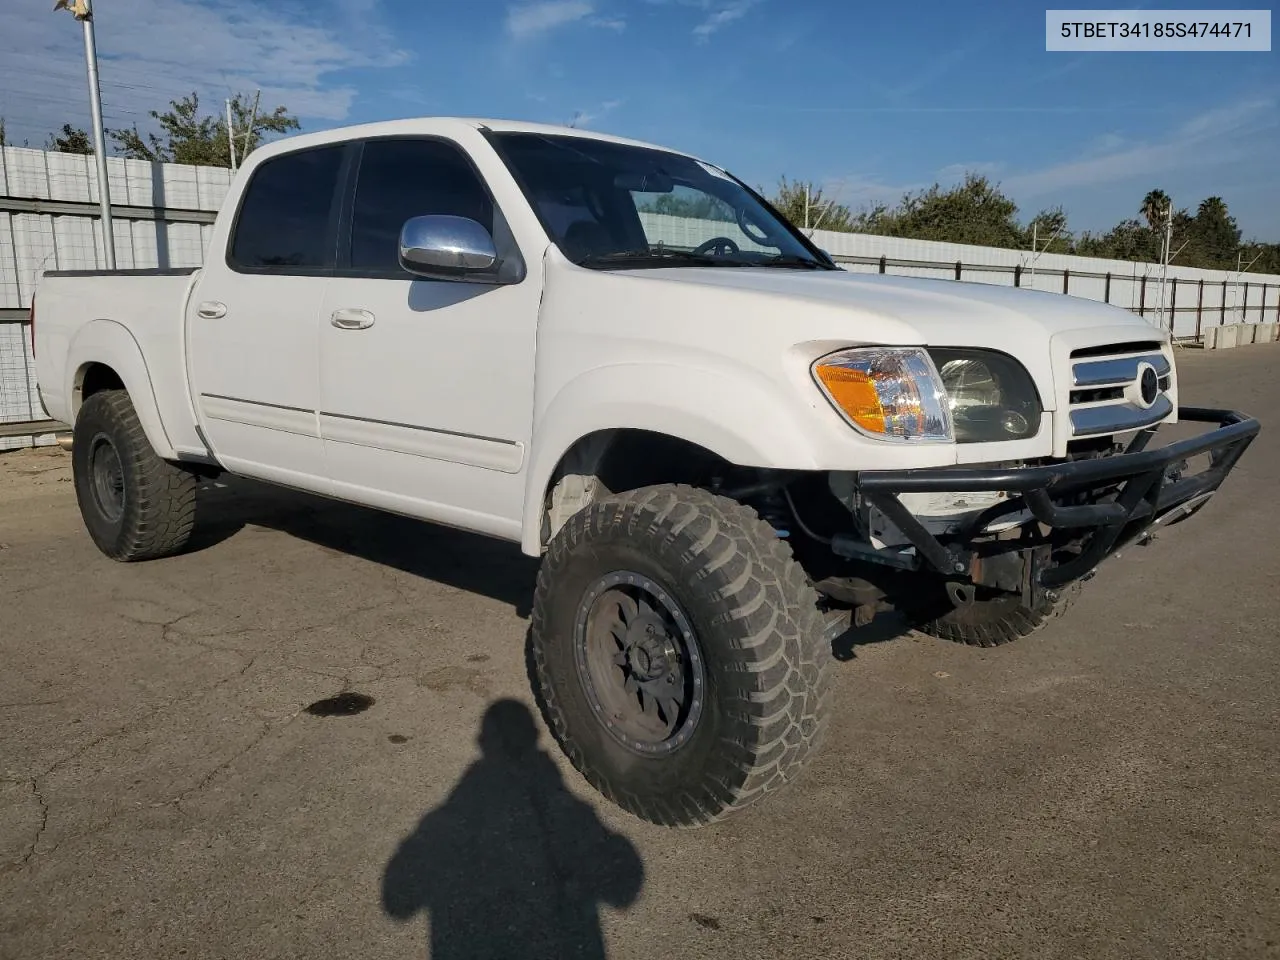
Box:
xmin=812 ymin=347 xmax=952 ymax=441
xmin=927 ymin=348 xmax=1042 ymax=443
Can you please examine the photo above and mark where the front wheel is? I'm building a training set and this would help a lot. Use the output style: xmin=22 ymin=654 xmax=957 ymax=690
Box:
xmin=530 ymin=484 xmax=834 ymax=826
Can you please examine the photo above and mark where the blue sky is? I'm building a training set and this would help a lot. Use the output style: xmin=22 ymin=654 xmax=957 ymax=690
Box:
xmin=2 ymin=0 xmax=1277 ymax=238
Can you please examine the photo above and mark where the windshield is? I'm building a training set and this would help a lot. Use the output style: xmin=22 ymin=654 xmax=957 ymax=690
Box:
xmin=489 ymin=132 xmax=834 ymax=270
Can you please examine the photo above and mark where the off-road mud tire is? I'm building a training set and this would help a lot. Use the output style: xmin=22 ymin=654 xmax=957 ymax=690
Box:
xmin=72 ymin=389 xmax=197 ymax=561
xmin=529 ymin=484 xmax=834 ymax=826
xmin=905 ymin=582 xmax=1082 ymax=648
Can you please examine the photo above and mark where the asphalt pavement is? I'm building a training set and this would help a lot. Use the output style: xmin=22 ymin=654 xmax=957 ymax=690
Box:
xmin=2 ymin=344 xmax=1277 ymax=960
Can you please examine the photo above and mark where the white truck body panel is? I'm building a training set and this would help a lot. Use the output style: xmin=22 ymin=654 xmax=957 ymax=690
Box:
xmin=33 ymin=116 xmax=1177 ymax=557
xmin=35 ymin=271 xmax=204 ymax=459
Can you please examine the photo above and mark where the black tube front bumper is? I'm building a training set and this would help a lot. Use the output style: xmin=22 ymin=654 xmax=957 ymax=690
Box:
xmin=852 ymin=407 xmax=1260 ymax=588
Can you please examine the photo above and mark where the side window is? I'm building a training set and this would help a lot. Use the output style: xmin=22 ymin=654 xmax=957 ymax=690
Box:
xmin=349 ymin=139 xmax=495 ymax=274
xmin=229 ymin=145 xmax=344 ymax=270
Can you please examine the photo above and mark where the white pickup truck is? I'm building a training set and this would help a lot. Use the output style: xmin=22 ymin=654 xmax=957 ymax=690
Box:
xmin=33 ymin=118 xmax=1258 ymax=825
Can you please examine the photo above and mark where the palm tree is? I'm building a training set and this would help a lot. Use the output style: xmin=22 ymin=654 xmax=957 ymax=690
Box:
xmin=1140 ymin=189 xmax=1171 ymax=231
xmin=1197 ymin=196 xmax=1228 ymax=220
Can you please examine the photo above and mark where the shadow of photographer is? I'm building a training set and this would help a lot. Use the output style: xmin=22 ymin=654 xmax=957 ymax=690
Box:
xmin=381 ymin=699 xmax=643 ymax=959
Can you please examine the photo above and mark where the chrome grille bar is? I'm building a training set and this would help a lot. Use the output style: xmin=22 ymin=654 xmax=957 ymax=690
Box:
xmin=1072 ymin=353 xmax=1171 ymax=388
xmin=1070 ymin=394 xmax=1174 ymax=436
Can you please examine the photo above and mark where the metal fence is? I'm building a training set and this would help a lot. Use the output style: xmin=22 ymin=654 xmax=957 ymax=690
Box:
xmin=640 ymin=211 xmax=1280 ymax=339
xmin=3 ymin=146 xmax=1279 ymax=449
xmin=0 ymin=146 xmax=225 ymax=449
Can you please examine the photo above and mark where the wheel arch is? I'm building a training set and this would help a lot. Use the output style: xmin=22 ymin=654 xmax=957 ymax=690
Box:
xmin=526 ymin=427 xmax=729 ymax=552
xmin=520 ymin=364 xmax=822 ymax=556
xmin=66 ymin=320 xmax=176 ymax=459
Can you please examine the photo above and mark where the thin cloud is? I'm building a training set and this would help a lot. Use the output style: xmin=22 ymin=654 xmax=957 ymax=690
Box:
xmin=936 ymin=161 xmax=1006 ymax=182
xmin=590 ymin=16 xmax=628 ymax=31
xmin=570 ymin=99 xmax=623 ymax=128
xmin=739 ymin=103 xmax=1175 ymax=115
xmin=692 ymin=0 xmax=761 ymax=43
xmin=880 ymin=34 xmax=990 ymax=102
xmin=506 ymin=1 xmax=595 ymax=39
xmin=1004 ymin=98 xmax=1277 ymax=198
xmin=0 ymin=0 xmax=405 ymax=139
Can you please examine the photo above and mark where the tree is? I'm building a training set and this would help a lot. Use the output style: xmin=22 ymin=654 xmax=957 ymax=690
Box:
xmin=1187 ymin=196 xmax=1240 ymax=269
xmin=862 ymin=174 xmax=1025 ymax=248
xmin=1026 ymin=206 xmax=1073 ymax=253
xmin=110 ymin=91 xmax=299 ymax=167
xmin=1238 ymin=241 xmax=1280 ymax=275
xmin=0 ymin=117 xmax=5 ymax=148
xmin=637 ymin=190 xmax=735 ymax=221
xmin=1077 ymin=219 xmax=1161 ymax=262
xmin=771 ymin=178 xmax=855 ymax=232
xmin=45 ymin=123 xmax=93 ymax=154
xmin=1140 ymin=189 xmax=1171 ymax=231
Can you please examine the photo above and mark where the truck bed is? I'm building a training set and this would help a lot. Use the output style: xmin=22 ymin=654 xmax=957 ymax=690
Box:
xmin=34 ymin=268 xmax=206 ymax=459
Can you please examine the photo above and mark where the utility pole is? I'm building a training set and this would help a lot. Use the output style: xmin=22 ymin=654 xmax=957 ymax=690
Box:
xmin=1232 ymin=249 xmax=1263 ymax=323
xmin=241 ymin=90 xmax=261 ymax=161
xmin=1026 ymin=218 xmax=1063 ymax=290
xmin=1156 ymin=202 xmax=1172 ymax=332
xmin=225 ymin=98 xmax=238 ymax=172
xmin=1030 ymin=223 xmax=1037 ymax=288
xmin=57 ymin=0 xmax=115 ymax=268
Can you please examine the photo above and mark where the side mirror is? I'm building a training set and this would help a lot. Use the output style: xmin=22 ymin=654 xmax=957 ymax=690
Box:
xmin=398 ymin=215 xmax=499 ymax=280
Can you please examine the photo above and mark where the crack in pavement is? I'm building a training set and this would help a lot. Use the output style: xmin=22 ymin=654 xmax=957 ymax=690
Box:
xmin=6 ymin=635 xmax=260 ymax=871
xmin=170 ymin=707 xmax=307 ymax=818
xmin=17 ymin=779 xmax=48 ymax=868
xmin=6 ymin=596 xmax=416 ymax=870
xmin=0 ymin=699 xmax=67 ymax=710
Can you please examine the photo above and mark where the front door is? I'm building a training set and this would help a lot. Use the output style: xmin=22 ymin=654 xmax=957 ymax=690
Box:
xmin=317 ymin=137 xmax=542 ymax=540
xmin=188 ymin=143 xmax=349 ymax=492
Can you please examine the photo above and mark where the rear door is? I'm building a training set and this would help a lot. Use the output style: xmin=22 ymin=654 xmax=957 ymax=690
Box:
xmin=316 ymin=136 xmax=541 ymax=539
xmin=187 ymin=143 xmax=350 ymax=490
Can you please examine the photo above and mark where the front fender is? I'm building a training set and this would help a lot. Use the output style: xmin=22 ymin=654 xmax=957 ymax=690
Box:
xmin=519 ymin=362 xmax=820 ymax=554
xmin=65 ymin=319 xmax=176 ymax=459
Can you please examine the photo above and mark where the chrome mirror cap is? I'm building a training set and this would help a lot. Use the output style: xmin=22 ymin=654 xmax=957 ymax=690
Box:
xmin=398 ymin=215 xmax=499 ymax=277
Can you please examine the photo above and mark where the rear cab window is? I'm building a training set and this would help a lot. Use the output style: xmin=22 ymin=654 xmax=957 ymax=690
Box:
xmin=228 ymin=145 xmax=346 ymax=272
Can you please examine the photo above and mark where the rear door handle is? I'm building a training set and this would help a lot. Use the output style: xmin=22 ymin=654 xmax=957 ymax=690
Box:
xmin=196 ymin=300 xmax=227 ymax=320
xmin=330 ymin=308 xmax=375 ymax=330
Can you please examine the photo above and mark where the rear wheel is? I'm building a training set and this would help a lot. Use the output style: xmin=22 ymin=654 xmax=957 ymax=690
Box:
xmin=530 ymin=484 xmax=834 ymax=826
xmin=72 ymin=390 xmax=197 ymax=561
xmin=903 ymin=581 xmax=1081 ymax=648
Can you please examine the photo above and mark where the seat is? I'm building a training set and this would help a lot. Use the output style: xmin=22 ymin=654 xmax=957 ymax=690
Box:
xmin=561 ymin=220 xmax=615 ymax=261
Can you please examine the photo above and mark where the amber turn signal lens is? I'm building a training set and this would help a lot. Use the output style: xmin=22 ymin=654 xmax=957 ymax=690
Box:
xmin=810 ymin=347 xmax=952 ymax=442
xmin=813 ymin=364 xmax=886 ymax=434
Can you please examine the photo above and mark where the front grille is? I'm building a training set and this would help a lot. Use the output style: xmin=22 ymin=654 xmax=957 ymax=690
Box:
xmin=1067 ymin=347 xmax=1173 ymax=437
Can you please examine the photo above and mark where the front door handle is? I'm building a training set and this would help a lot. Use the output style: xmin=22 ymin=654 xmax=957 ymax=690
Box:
xmin=330 ymin=308 xmax=375 ymax=330
xmin=196 ymin=300 xmax=227 ymax=319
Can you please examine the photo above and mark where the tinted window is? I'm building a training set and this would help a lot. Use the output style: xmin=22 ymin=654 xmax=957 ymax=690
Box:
xmin=230 ymin=146 xmax=343 ymax=269
xmin=350 ymin=139 xmax=495 ymax=273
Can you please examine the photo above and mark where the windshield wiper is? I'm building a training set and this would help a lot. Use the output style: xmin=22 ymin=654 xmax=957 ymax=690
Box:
xmin=578 ymin=249 xmax=727 ymax=268
xmin=753 ymin=256 xmax=830 ymax=270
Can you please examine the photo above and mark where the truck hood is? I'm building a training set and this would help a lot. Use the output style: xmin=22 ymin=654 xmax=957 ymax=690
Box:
xmin=597 ymin=266 xmax=1170 ymax=417
xmin=538 ymin=253 xmax=1176 ymax=471
xmin=633 ymin=266 xmax=1161 ymax=345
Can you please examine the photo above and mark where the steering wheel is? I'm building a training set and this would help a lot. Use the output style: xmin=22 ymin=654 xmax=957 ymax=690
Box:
xmin=736 ymin=207 xmax=773 ymax=246
xmin=691 ymin=236 xmax=740 ymax=257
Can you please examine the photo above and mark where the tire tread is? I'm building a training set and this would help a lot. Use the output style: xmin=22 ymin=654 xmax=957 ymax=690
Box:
xmin=529 ymin=484 xmax=833 ymax=826
xmin=910 ymin=583 xmax=1081 ymax=648
xmin=73 ymin=390 xmax=197 ymax=562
